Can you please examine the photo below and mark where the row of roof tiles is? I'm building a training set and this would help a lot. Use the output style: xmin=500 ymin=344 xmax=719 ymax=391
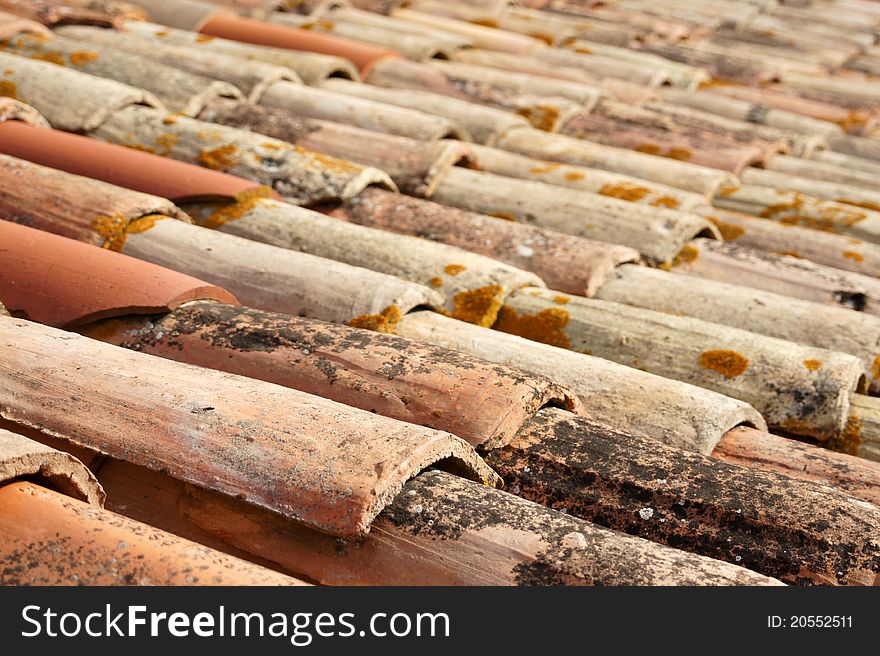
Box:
xmin=0 ymin=0 xmax=879 ymax=585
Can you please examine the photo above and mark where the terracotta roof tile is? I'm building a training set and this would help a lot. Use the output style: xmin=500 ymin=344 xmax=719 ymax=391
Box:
xmin=0 ymin=9 xmax=51 ymax=39
xmin=488 ymin=408 xmax=880 ymax=585
xmin=0 ymin=153 xmax=190 ymax=248
xmin=0 ymin=0 xmax=146 ymax=28
xmin=397 ymin=310 xmax=766 ymax=456
xmin=121 ymin=20 xmax=359 ymax=83
xmin=4 ymin=33 xmax=244 ymax=116
xmin=318 ymin=77 xmax=531 ymax=145
xmin=197 ymin=97 xmax=471 ymax=194
xmin=0 ymin=481 xmax=305 ymax=585
xmin=91 ymin=105 xmax=396 ymax=204
xmin=3 ymin=0 xmax=880 ymax=585
xmin=0 ymin=427 xmax=103 ymax=504
xmin=330 ymin=187 xmax=642 ymax=296
xmin=672 ymin=238 xmax=880 ymax=317
xmin=0 ymin=96 xmax=49 ymax=126
xmin=0 ymin=120 xmax=277 ymax=202
xmin=715 ymin=427 xmax=880 ymax=507
xmin=73 ymin=301 xmax=583 ymax=449
xmin=428 ymin=166 xmax=717 ymax=264
xmin=0 ymin=315 xmax=498 ymax=537
xmin=0 ymin=50 xmax=164 ymax=132
xmin=269 ymin=10 xmax=468 ymax=61
xmin=0 ymin=219 xmax=237 ymax=327
xmin=57 ymin=24 xmax=305 ymax=99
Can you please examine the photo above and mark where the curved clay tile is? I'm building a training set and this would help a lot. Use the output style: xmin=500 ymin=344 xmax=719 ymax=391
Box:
xmin=643 ymin=100 xmax=824 ymax=157
xmin=495 ymin=126 xmax=738 ymax=197
xmin=182 ymin=195 xmax=542 ymax=325
xmin=0 ymin=153 xmax=190 ymax=248
xmin=4 ymin=33 xmax=244 ymax=116
xmin=87 ymin=450 xmax=779 ymax=585
xmin=700 ymin=206 xmax=880 ymax=279
xmin=270 ymin=11 xmax=467 ymax=61
xmin=0 ymin=220 xmax=237 ymax=327
xmin=57 ymin=24 xmax=303 ymax=101
xmin=672 ymin=238 xmax=880 ymax=318
xmin=559 ymin=115 xmax=772 ymax=175
xmin=0 ymin=9 xmax=51 ymax=39
xmin=465 ymin=141 xmax=707 ymax=212
xmin=714 ymin=183 xmax=880 ymax=244
xmin=0 ymin=98 xmax=49 ymax=127
xmin=495 ymin=286 xmax=865 ymax=442
xmin=0 ymin=121 xmax=276 ymax=203
xmin=0 ymin=51 xmax=163 ymax=133
xmin=741 ymin=167 xmax=880 ymax=220
xmin=259 ymin=469 xmax=780 ymax=585
xmin=198 ymin=98 xmax=470 ymax=195
xmin=398 ymin=310 xmax=766 ymax=455
xmin=0 ymin=482 xmax=305 ymax=585
xmin=643 ymin=41 xmax=780 ymax=86
xmin=707 ymin=84 xmax=877 ymax=137
xmin=365 ymin=58 xmax=585 ymax=132
xmin=595 ymin=265 xmax=880 ymax=393
xmin=330 ymin=187 xmax=641 ymax=297
xmin=0 ymin=0 xmax=146 ymax=28
xmin=122 ymin=0 xmax=223 ymax=31
xmin=256 ymin=81 xmax=467 ymax=140
xmin=452 ymin=5 xmax=638 ymax=47
xmin=122 ymin=20 xmax=359 ymax=84
xmin=447 ymin=49 xmax=661 ymax=106
xmin=91 ymin=105 xmax=395 ymax=205
xmin=120 ymin=218 xmax=444 ymax=324
xmin=715 ymin=427 xmax=880 ymax=507
xmin=0 ymin=428 xmax=103 ymax=505
xmin=197 ymin=11 xmax=401 ymax=75
xmin=490 ymin=409 xmax=880 ymax=586
xmin=429 ymin=166 xmax=717 ymax=265
xmin=391 ymin=8 xmax=543 ymax=54
xmin=564 ymin=38 xmax=711 ymax=90
xmin=319 ymin=77 xmax=531 ymax=146
xmin=766 ymin=154 xmax=880 ymax=195
xmin=80 ymin=301 xmax=582 ymax=449
xmin=0 ymin=316 xmax=498 ymax=537
xmin=528 ymin=47 xmax=674 ymax=88
xmin=659 ymin=88 xmax=845 ymax=142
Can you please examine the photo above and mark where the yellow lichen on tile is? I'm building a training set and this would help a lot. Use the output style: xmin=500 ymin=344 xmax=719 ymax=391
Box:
xmin=827 ymin=414 xmax=862 ymax=455
xmin=444 ymin=264 xmax=467 ymax=276
xmin=69 ymin=51 xmax=99 ymax=66
xmin=599 ymin=182 xmax=650 ymax=202
xmin=699 ymin=349 xmax=749 ymax=379
xmin=155 ymin=133 xmax=180 ymax=156
xmin=706 ymin=215 xmax=745 ymax=240
xmin=517 ymin=104 xmax=560 ymax=131
xmin=493 ymin=305 xmax=571 ymax=349
xmin=199 ymin=187 xmax=274 ymax=229
xmin=350 ymin=305 xmax=402 ymax=334
xmin=199 ymin=144 xmax=238 ymax=170
xmin=803 ymin=359 xmax=822 ymax=371
xmin=438 ymin=285 xmax=505 ymax=327
xmin=0 ymin=80 xmax=18 ymax=99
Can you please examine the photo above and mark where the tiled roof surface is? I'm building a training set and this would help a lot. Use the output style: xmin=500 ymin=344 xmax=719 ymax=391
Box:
xmin=1 ymin=0 xmax=880 ymax=586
